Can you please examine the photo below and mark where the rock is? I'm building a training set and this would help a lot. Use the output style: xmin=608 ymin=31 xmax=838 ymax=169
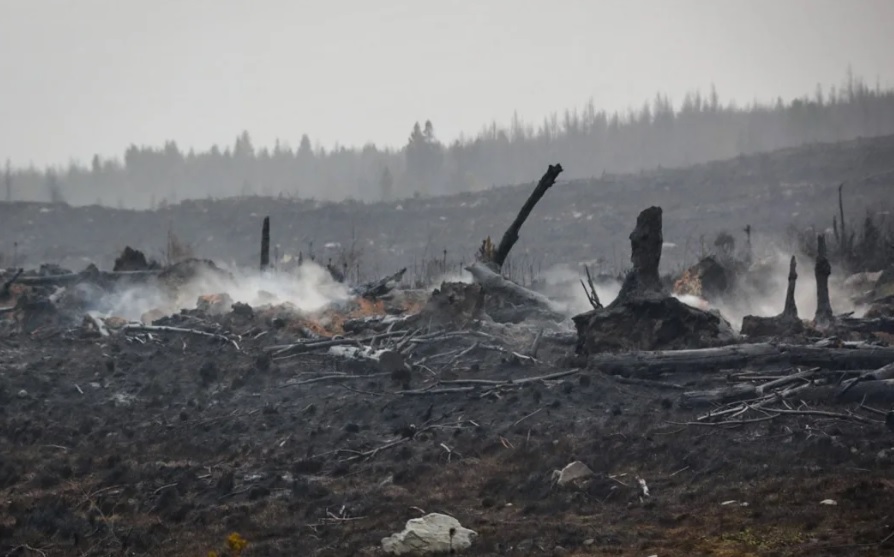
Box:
xmin=819 ymin=499 xmax=837 ymax=506
xmin=381 ymin=513 xmax=477 ymax=555
xmin=17 ymin=389 xmax=28 ymax=399
xmin=552 ymin=461 xmax=594 ymax=486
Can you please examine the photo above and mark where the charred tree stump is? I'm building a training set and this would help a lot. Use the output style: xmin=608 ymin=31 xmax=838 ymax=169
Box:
xmin=815 ymin=234 xmax=834 ymax=327
xmin=574 ymin=206 xmax=735 ymax=353
xmin=260 ymin=216 xmax=271 ymax=271
xmin=611 ymin=206 xmax=665 ymax=306
xmin=741 ymin=256 xmax=805 ymax=338
xmin=489 ymin=163 xmax=563 ymax=270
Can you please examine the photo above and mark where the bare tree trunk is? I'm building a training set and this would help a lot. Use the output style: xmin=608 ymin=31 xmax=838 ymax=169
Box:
xmin=490 ymin=164 xmax=563 ymax=269
xmin=260 ymin=216 xmax=271 ymax=271
xmin=815 ymin=234 xmax=834 ymax=326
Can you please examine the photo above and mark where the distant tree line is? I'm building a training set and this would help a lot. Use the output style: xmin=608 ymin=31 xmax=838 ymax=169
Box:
xmin=4 ymin=71 xmax=894 ymax=209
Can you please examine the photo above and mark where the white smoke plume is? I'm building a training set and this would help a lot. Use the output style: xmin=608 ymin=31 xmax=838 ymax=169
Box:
xmin=96 ymin=261 xmax=351 ymax=322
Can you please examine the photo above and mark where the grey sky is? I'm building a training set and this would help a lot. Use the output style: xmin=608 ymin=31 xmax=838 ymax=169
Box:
xmin=1 ymin=0 xmax=893 ymax=168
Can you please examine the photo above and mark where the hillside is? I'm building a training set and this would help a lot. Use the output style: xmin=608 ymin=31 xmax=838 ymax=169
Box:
xmin=2 ymin=134 xmax=893 ymax=282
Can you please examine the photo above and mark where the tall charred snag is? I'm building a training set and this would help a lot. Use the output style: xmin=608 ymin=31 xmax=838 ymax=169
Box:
xmin=260 ymin=216 xmax=271 ymax=271
xmin=783 ymin=255 xmax=798 ymax=319
xmin=740 ymin=256 xmax=805 ymax=338
xmin=815 ymin=234 xmax=834 ymax=327
xmin=574 ymin=206 xmax=735 ymax=354
xmin=612 ymin=206 xmax=665 ymax=305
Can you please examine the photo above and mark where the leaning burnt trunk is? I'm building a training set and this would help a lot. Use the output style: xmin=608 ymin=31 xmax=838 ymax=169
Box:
xmin=465 ymin=164 xmax=565 ymax=323
xmin=489 ymin=163 xmax=563 ymax=270
xmin=814 ymin=234 xmax=834 ymax=327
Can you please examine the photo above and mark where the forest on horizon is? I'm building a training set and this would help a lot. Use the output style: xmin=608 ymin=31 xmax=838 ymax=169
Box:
xmin=4 ymin=71 xmax=894 ymax=210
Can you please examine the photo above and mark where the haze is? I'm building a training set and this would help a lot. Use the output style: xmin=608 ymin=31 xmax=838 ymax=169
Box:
xmin=2 ymin=0 xmax=893 ymax=168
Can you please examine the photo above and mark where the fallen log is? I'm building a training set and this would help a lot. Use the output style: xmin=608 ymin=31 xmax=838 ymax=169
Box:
xmin=465 ymin=261 xmax=563 ymax=320
xmin=588 ymin=343 xmax=894 ymax=376
xmin=836 ymin=316 xmax=894 ymax=334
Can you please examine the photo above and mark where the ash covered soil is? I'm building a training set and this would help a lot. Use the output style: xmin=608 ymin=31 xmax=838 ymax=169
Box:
xmin=1 ymin=312 xmax=893 ymax=556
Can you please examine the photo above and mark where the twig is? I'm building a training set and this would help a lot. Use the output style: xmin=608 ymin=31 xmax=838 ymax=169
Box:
xmin=580 ymin=264 xmax=602 ymax=309
xmin=511 ymin=407 xmax=543 ymax=427
xmin=759 ymin=406 xmax=872 ymax=424
xmin=286 ymin=372 xmax=388 ymax=387
xmin=153 ymin=482 xmax=178 ymax=495
xmin=269 ymin=330 xmax=405 ymax=356
xmin=529 ymin=328 xmax=544 ymax=358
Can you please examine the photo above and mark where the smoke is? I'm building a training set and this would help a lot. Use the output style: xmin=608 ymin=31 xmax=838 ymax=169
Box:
xmin=538 ymin=243 xmax=869 ymax=332
xmin=675 ymin=245 xmax=869 ymax=330
xmin=539 ymin=264 xmax=622 ymax=315
xmin=95 ymin=261 xmax=351 ymax=322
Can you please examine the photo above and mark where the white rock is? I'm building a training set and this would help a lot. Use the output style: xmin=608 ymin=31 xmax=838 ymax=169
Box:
xmin=553 ymin=461 xmax=595 ymax=486
xmin=382 ymin=513 xmax=477 ymax=555
xmin=17 ymin=389 xmax=28 ymax=398
xmin=820 ymin=499 xmax=837 ymax=506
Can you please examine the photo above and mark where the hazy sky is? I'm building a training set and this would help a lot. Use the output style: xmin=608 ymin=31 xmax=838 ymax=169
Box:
xmin=2 ymin=0 xmax=893 ymax=167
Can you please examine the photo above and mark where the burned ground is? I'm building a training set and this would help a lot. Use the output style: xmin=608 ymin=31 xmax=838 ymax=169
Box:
xmin=1 ymin=290 xmax=893 ymax=556
xmin=2 ymin=140 xmax=894 ymax=557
